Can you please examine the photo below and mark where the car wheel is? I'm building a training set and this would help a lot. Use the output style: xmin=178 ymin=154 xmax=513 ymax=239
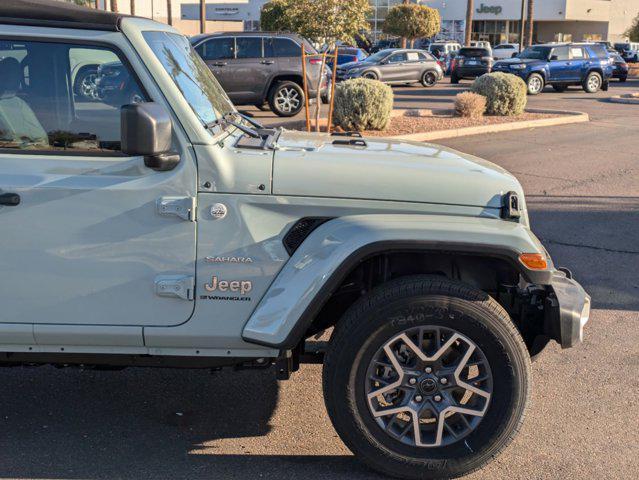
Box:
xmin=421 ymin=71 xmax=438 ymax=87
xmin=268 ymin=81 xmax=304 ymax=117
xmin=619 ymin=76 xmax=627 ymax=83
xmin=526 ymin=73 xmax=544 ymax=95
xmin=583 ymin=71 xmax=602 ymax=93
xmin=552 ymin=84 xmax=568 ymax=93
xmin=323 ymin=276 xmax=531 ymax=480
xmin=362 ymin=71 xmax=379 ymax=81
xmin=74 ymin=67 xmax=101 ymax=101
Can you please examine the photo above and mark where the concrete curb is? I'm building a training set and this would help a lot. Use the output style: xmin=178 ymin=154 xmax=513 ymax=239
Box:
xmin=609 ymin=94 xmax=639 ymax=104
xmin=386 ymin=108 xmax=589 ymax=142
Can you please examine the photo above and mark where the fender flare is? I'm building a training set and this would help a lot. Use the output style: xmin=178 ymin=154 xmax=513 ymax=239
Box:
xmin=242 ymin=215 xmax=552 ymax=349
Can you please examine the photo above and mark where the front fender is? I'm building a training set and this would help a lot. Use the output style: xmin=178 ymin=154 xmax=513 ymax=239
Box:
xmin=242 ymin=214 xmax=551 ymax=349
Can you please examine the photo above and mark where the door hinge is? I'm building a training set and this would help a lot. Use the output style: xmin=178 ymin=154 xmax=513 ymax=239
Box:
xmin=157 ymin=196 xmax=196 ymax=221
xmin=155 ymin=275 xmax=195 ymax=301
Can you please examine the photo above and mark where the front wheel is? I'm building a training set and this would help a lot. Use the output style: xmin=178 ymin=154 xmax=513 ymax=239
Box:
xmin=526 ymin=73 xmax=544 ymax=95
xmin=583 ymin=71 xmax=602 ymax=93
xmin=323 ymin=276 xmax=531 ymax=480
xmin=421 ymin=70 xmax=438 ymax=87
xmin=268 ymin=81 xmax=304 ymax=117
xmin=619 ymin=76 xmax=627 ymax=83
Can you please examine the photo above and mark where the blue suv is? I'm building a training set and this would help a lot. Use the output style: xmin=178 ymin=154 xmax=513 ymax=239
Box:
xmin=492 ymin=43 xmax=613 ymax=95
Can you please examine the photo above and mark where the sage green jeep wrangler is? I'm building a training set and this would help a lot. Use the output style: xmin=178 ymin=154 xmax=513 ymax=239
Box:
xmin=0 ymin=2 xmax=590 ymax=479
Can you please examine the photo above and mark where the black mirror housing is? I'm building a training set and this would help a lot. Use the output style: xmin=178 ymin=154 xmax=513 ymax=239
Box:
xmin=121 ymin=102 xmax=179 ymax=171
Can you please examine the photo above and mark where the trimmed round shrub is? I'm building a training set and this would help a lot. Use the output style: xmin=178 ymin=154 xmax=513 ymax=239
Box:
xmin=454 ymin=92 xmax=486 ymax=118
xmin=471 ymin=72 xmax=527 ymax=116
xmin=333 ymin=78 xmax=393 ymax=131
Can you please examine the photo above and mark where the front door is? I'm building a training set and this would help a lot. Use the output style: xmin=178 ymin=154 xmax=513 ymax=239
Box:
xmin=548 ymin=46 xmax=572 ymax=82
xmin=0 ymin=37 xmax=197 ymax=328
xmin=381 ymin=52 xmax=409 ymax=82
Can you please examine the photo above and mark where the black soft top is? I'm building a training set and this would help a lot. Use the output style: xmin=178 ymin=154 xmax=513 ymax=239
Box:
xmin=0 ymin=0 xmax=125 ymax=31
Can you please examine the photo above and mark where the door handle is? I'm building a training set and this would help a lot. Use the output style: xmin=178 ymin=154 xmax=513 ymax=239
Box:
xmin=211 ymin=61 xmax=227 ymax=67
xmin=261 ymin=60 xmax=275 ymax=65
xmin=0 ymin=192 xmax=20 ymax=206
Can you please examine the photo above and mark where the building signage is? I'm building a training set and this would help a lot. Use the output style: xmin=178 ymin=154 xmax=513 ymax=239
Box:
xmin=476 ymin=4 xmax=503 ymax=15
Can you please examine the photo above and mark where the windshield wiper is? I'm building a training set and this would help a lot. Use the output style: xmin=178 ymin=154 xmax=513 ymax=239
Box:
xmin=230 ymin=111 xmax=265 ymax=130
xmin=205 ymin=113 xmax=261 ymax=138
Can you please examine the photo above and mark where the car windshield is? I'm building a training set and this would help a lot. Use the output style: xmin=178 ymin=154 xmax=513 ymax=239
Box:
xmin=614 ymin=43 xmax=629 ymax=51
xmin=143 ymin=31 xmax=235 ymax=127
xmin=518 ymin=46 xmax=552 ymax=60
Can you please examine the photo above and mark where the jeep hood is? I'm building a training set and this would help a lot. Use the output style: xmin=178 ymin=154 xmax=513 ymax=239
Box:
xmin=272 ymin=131 xmax=524 ymax=210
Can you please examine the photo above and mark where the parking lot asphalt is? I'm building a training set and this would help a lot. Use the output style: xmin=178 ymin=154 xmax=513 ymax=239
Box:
xmin=1 ymin=80 xmax=638 ymax=480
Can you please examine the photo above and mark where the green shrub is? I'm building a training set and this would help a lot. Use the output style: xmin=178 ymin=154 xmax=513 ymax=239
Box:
xmin=471 ymin=72 xmax=527 ymax=116
xmin=454 ymin=92 xmax=486 ymax=118
xmin=333 ymin=78 xmax=393 ymax=131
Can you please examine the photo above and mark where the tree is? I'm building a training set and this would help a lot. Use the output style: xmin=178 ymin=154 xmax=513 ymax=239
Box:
xmin=110 ymin=0 xmax=118 ymax=13
xmin=129 ymin=0 xmax=135 ymax=16
xmin=260 ymin=0 xmax=294 ymax=32
xmin=625 ymin=13 xmax=639 ymax=41
xmin=526 ymin=0 xmax=534 ymax=46
xmin=167 ymin=0 xmax=173 ymax=26
xmin=383 ymin=4 xmax=441 ymax=49
xmin=465 ymin=0 xmax=474 ymax=46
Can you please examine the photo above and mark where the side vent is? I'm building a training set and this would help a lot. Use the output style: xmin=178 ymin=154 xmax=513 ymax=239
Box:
xmin=283 ymin=217 xmax=333 ymax=256
xmin=501 ymin=191 xmax=521 ymax=219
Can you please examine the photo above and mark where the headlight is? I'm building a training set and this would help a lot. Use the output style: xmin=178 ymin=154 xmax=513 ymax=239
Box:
xmin=510 ymin=64 xmax=527 ymax=70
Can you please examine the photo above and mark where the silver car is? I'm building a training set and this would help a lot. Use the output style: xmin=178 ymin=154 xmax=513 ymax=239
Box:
xmin=336 ymin=48 xmax=443 ymax=87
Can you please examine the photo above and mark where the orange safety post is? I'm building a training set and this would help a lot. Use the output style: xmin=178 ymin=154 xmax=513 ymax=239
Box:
xmin=327 ymin=46 xmax=339 ymax=134
xmin=301 ymin=45 xmax=311 ymax=132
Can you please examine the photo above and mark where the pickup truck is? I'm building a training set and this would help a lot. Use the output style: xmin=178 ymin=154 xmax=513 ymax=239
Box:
xmin=0 ymin=2 xmax=590 ymax=479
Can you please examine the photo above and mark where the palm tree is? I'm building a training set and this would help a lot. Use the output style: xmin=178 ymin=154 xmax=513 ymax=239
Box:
xmin=129 ymin=0 xmax=135 ymax=16
xmin=526 ymin=0 xmax=534 ymax=45
xmin=110 ymin=0 xmax=118 ymax=13
xmin=200 ymin=0 xmax=206 ymax=34
xmin=400 ymin=0 xmax=409 ymax=48
xmin=167 ymin=0 xmax=173 ymax=26
xmin=465 ymin=0 xmax=474 ymax=46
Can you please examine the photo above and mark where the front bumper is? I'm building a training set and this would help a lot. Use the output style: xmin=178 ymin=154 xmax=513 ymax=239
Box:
xmin=547 ymin=270 xmax=591 ymax=349
xmin=455 ymin=66 xmax=491 ymax=78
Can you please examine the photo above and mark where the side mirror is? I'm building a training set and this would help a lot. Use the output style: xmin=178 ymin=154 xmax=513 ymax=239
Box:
xmin=121 ymin=102 xmax=180 ymax=171
xmin=549 ymin=55 xmax=559 ymax=61
xmin=511 ymin=52 xmax=519 ymax=58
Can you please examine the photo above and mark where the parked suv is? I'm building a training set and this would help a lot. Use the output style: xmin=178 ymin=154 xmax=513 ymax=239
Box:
xmin=191 ymin=32 xmax=328 ymax=117
xmin=450 ymin=47 xmax=493 ymax=83
xmin=336 ymin=48 xmax=443 ymax=87
xmin=613 ymin=42 xmax=639 ymax=62
xmin=492 ymin=43 xmax=613 ymax=94
xmin=0 ymin=2 xmax=591 ymax=479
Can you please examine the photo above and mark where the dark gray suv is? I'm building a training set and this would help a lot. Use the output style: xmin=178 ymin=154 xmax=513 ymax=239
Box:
xmin=336 ymin=48 xmax=443 ymax=87
xmin=191 ymin=32 xmax=328 ymax=117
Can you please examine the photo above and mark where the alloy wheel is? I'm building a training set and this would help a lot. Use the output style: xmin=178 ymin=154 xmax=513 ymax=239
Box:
xmin=422 ymin=72 xmax=437 ymax=87
xmin=365 ymin=325 xmax=493 ymax=448
xmin=528 ymin=76 xmax=543 ymax=94
xmin=275 ymin=86 xmax=301 ymax=114
xmin=587 ymin=74 xmax=601 ymax=91
xmin=79 ymin=73 xmax=100 ymax=100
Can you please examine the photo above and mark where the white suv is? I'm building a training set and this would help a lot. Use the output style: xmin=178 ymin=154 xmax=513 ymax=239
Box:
xmin=492 ymin=43 xmax=521 ymax=60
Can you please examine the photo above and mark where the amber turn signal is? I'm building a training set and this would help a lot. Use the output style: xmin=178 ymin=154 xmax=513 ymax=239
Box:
xmin=519 ymin=253 xmax=548 ymax=270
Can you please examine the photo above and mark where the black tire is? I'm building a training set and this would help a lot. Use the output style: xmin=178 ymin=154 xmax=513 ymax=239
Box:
xmin=583 ymin=71 xmax=603 ymax=93
xmin=73 ymin=65 xmax=100 ymax=101
xmin=526 ymin=73 xmax=544 ymax=95
xmin=421 ymin=70 xmax=438 ymax=87
xmin=323 ymin=276 xmax=531 ymax=480
xmin=619 ymin=76 xmax=627 ymax=83
xmin=362 ymin=71 xmax=379 ymax=81
xmin=267 ymin=80 xmax=304 ymax=117
xmin=450 ymin=73 xmax=460 ymax=84
xmin=552 ymin=84 xmax=568 ymax=92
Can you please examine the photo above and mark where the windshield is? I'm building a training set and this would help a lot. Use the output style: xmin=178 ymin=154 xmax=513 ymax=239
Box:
xmin=614 ymin=43 xmax=629 ymax=51
xmin=518 ymin=46 xmax=552 ymax=60
xmin=143 ymin=31 xmax=235 ymax=127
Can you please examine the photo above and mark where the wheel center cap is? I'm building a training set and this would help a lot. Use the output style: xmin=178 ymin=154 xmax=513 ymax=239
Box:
xmin=419 ymin=378 xmax=438 ymax=395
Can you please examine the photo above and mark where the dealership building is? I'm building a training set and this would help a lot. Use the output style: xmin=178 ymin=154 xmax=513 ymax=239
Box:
xmin=369 ymin=0 xmax=639 ymax=44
